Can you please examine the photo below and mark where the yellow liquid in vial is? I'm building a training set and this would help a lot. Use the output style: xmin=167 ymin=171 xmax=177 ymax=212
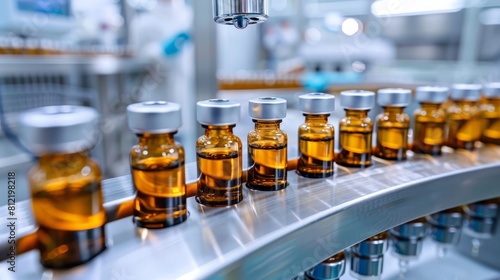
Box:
xmin=375 ymin=127 xmax=408 ymax=160
xmin=247 ymin=141 xmax=288 ymax=191
xmin=337 ymin=130 xmax=372 ymax=167
xmin=132 ymin=157 xmax=187 ymax=228
xmin=31 ymin=179 xmax=106 ymax=268
xmin=298 ymin=133 xmax=334 ymax=178
xmin=197 ymin=148 xmax=242 ymax=206
xmin=413 ymin=121 xmax=445 ymax=155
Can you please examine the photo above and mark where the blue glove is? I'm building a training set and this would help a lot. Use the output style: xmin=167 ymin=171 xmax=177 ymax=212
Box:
xmin=163 ymin=32 xmax=190 ymax=57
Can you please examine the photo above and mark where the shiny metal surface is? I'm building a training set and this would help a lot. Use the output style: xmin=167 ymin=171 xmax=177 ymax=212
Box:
xmin=298 ymin=93 xmax=335 ymax=114
xmin=415 ymin=86 xmax=449 ymax=103
xmin=248 ymin=96 xmax=287 ymax=120
xmin=340 ymin=90 xmax=375 ymax=110
xmin=19 ymin=105 xmax=99 ymax=154
xmin=350 ymin=254 xmax=384 ymax=280
xmin=213 ymin=0 xmax=268 ymax=29
xmin=306 ymin=252 xmax=346 ymax=280
xmin=389 ymin=219 xmax=427 ymax=258
xmin=352 ymin=239 xmax=388 ymax=257
xmin=2 ymin=146 xmax=500 ymax=279
xmin=196 ymin=99 xmax=241 ymax=125
xmin=450 ymin=84 xmax=482 ymax=101
xmin=127 ymin=101 xmax=182 ymax=134
xmin=376 ymin=88 xmax=412 ymax=107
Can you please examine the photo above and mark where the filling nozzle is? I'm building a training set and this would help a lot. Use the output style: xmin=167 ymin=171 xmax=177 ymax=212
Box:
xmin=213 ymin=0 xmax=268 ymax=29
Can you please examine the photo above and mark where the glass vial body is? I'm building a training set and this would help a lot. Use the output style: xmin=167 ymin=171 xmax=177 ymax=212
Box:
xmin=374 ymin=88 xmax=411 ymax=160
xmin=298 ymin=114 xmax=335 ymax=177
xmin=29 ymin=152 xmax=106 ymax=268
xmin=297 ymin=92 xmax=336 ymax=178
xmin=196 ymin=125 xmax=243 ymax=206
xmin=247 ymin=97 xmax=288 ymax=191
xmin=413 ymin=103 xmax=446 ymax=155
xmin=480 ymin=83 xmax=500 ymax=145
xmin=127 ymin=101 xmax=187 ymax=228
xmin=375 ymin=107 xmax=410 ymax=160
xmin=196 ymin=99 xmax=243 ymax=206
xmin=247 ymin=120 xmax=288 ymax=190
xmin=412 ymin=86 xmax=448 ymax=155
xmin=337 ymin=90 xmax=375 ymax=167
xmin=446 ymin=84 xmax=482 ymax=150
xmin=20 ymin=106 xmax=105 ymax=268
xmin=130 ymin=133 xmax=187 ymax=228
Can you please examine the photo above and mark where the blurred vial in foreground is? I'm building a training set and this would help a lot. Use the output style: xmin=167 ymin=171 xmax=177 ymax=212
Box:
xmin=350 ymin=231 xmax=388 ymax=280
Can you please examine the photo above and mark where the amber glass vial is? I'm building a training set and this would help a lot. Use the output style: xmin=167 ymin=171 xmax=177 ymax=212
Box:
xmin=19 ymin=106 xmax=106 ymax=268
xmin=297 ymin=93 xmax=336 ymax=178
xmin=127 ymin=101 xmax=187 ymax=228
xmin=480 ymin=83 xmax=500 ymax=145
xmin=375 ymin=88 xmax=411 ymax=160
xmin=446 ymin=84 xmax=482 ymax=150
xmin=336 ymin=90 xmax=375 ymax=167
xmin=196 ymin=99 xmax=243 ymax=206
xmin=412 ymin=86 xmax=449 ymax=155
xmin=247 ymin=97 xmax=288 ymax=191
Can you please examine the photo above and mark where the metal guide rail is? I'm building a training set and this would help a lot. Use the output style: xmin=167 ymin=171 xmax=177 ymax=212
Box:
xmin=1 ymin=146 xmax=500 ymax=279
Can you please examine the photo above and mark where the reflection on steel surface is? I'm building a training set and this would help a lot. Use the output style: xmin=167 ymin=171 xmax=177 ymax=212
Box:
xmin=1 ymin=146 xmax=500 ymax=279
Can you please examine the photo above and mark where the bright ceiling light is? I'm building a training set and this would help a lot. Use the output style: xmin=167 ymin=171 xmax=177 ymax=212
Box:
xmin=371 ymin=0 xmax=464 ymax=17
xmin=342 ymin=18 xmax=361 ymax=36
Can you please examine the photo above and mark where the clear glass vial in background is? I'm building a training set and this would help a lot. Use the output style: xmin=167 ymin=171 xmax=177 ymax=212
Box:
xmin=297 ymin=93 xmax=335 ymax=178
xmin=412 ymin=86 xmax=448 ymax=155
xmin=336 ymin=90 xmax=375 ymax=167
xmin=446 ymin=84 xmax=482 ymax=150
xmin=196 ymin=99 xmax=243 ymax=206
xmin=247 ymin=97 xmax=288 ymax=191
xmin=480 ymin=83 xmax=500 ymax=145
xmin=127 ymin=101 xmax=187 ymax=228
xmin=374 ymin=88 xmax=411 ymax=160
xmin=19 ymin=105 xmax=106 ymax=268
xmin=305 ymin=251 xmax=346 ymax=280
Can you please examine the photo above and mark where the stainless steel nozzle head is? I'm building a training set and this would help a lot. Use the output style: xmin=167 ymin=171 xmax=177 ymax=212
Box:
xmin=197 ymin=99 xmax=241 ymax=125
xmin=213 ymin=0 xmax=268 ymax=29
xmin=19 ymin=105 xmax=99 ymax=154
xmin=127 ymin=101 xmax=182 ymax=134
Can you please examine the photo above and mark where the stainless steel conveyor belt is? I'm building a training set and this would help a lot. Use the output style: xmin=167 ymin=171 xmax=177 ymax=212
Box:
xmin=1 ymin=146 xmax=500 ymax=279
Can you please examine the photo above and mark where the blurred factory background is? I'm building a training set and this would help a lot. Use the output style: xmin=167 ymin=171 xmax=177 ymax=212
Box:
xmin=0 ymin=0 xmax=500 ymax=182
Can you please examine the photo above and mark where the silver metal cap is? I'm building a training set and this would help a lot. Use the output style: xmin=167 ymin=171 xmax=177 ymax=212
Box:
xmin=377 ymin=88 xmax=412 ymax=107
xmin=350 ymin=253 xmax=384 ymax=279
xmin=19 ymin=105 xmax=99 ymax=154
xmin=306 ymin=252 xmax=346 ymax=280
xmin=351 ymin=235 xmax=388 ymax=257
xmin=389 ymin=219 xmax=428 ymax=239
xmin=340 ymin=90 xmax=375 ymax=110
xmin=427 ymin=210 xmax=464 ymax=228
xmin=484 ymin=83 xmax=500 ymax=98
xmin=213 ymin=0 xmax=268 ymax=29
xmin=464 ymin=202 xmax=498 ymax=219
xmin=415 ymin=86 xmax=449 ymax=103
xmin=298 ymin=93 xmax=335 ymax=114
xmin=197 ymin=99 xmax=241 ymax=125
xmin=127 ymin=101 xmax=181 ymax=134
xmin=248 ymin=97 xmax=287 ymax=120
xmin=450 ymin=84 xmax=482 ymax=101
xmin=390 ymin=237 xmax=424 ymax=259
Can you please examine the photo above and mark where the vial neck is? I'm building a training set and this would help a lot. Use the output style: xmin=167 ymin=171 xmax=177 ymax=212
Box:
xmin=253 ymin=119 xmax=282 ymax=130
xmin=345 ymin=109 xmax=369 ymax=118
xmin=454 ymin=100 xmax=477 ymax=107
xmin=38 ymin=151 xmax=89 ymax=166
xmin=203 ymin=125 xmax=235 ymax=136
xmin=304 ymin=114 xmax=329 ymax=124
xmin=382 ymin=106 xmax=405 ymax=114
xmin=137 ymin=133 xmax=176 ymax=145
xmin=420 ymin=102 xmax=441 ymax=110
